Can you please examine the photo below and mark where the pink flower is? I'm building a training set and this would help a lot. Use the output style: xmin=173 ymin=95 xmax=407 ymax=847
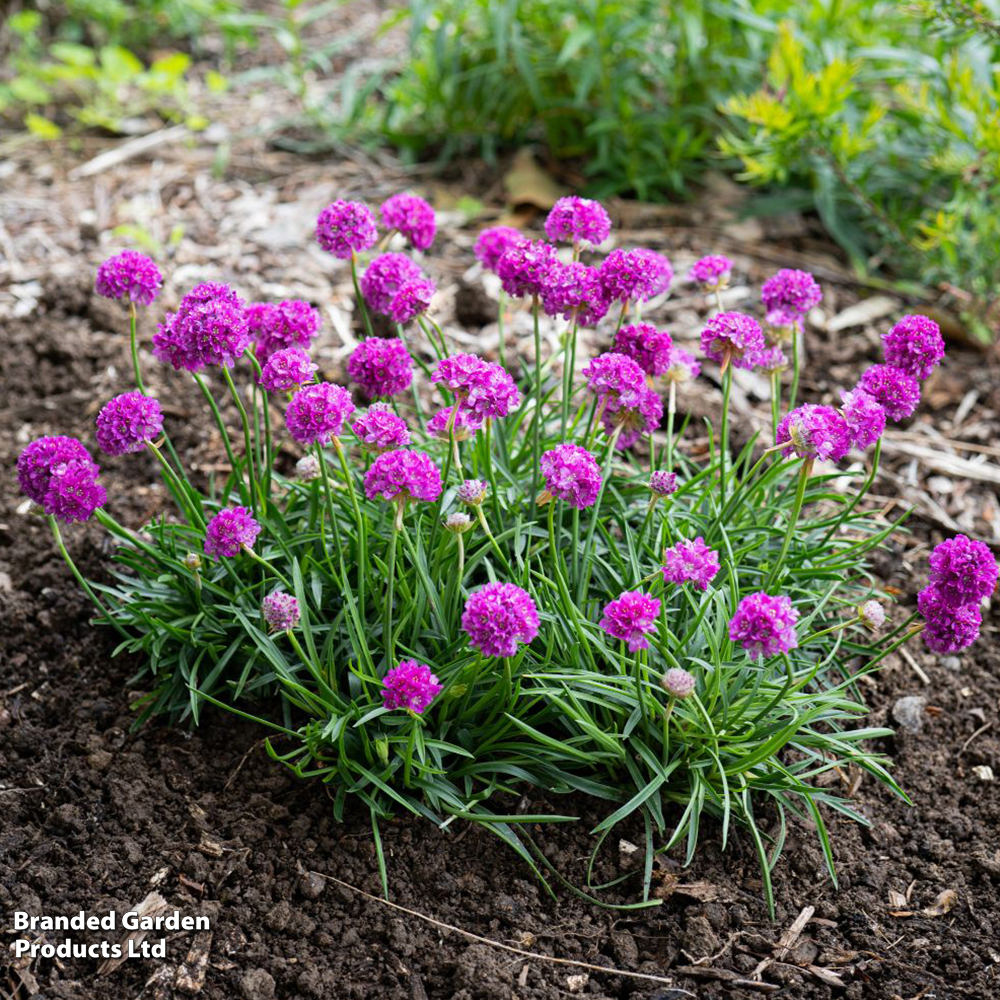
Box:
xmin=496 ymin=240 xmax=559 ymax=299
xmin=474 ymin=227 xmax=529 ymax=272
xmin=582 ymin=352 xmax=645 ymax=408
xmin=351 ymin=403 xmax=410 ymax=453
xmin=700 ymin=311 xmax=766 ymax=370
xmin=599 ymin=248 xmax=670 ymax=303
xmin=613 ymin=323 xmax=673 ymax=376
xmin=599 ymin=591 xmax=661 ymax=652
xmin=382 ymin=659 xmax=442 ymax=713
xmin=540 ymin=443 xmax=602 ymax=509
xmin=364 ymin=450 xmax=442 ymax=504
xmin=153 ymin=282 xmax=250 ymax=373
xmin=17 ymin=437 xmax=95 ymax=505
xmin=918 ymin=584 xmax=982 ymax=653
xmin=729 ymin=592 xmax=799 ymax=659
xmin=285 ymin=382 xmax=355 ymax=444
xmin=664 ymin=347 xmax=701 ymax=384
xmin=661 ymin=667 xmax=696 ymax=699
xmin=431 ymin=354 xmax=520 ymax=420
xmin=246 ymin=300 xmax=321 ymax=363
xmin=539 ymin=262 xmax=609 ymax=326
xmin=776 ymin=404 xmax=852 ymax=463
xmin=381 ymin=193 xmax=436 ymax=250
xmin=42 ymin=460 xmax=107 ymax=524
xmin=648 ymin=471 xmax=677 ymax=496
xmin=839 ymin=387 xmax=886 ymax=451
xmin=204 ymin=507 xmax=261 ymax=558
xmin=348 ymin=337 xmax=413 ymax=398
xmin=316 ymin=200 xmax=377 ymax=259
xmin=462 ymin=582 xmax=539 ymax=658
xmin=258 ymin=347 xmax=318 ymax=392
xmin=687 ymin=255 xmax=733 ymax=290
xmin=388 ymin=277 xmax=435 ymax=325
xmin=927 ymin=534 xmax=998 ymax=608
xmin=95 ymin=251 xmax=162 ymax=306
xmin=262 ymin=591 xmax=300 ymax=631
xmin=602 ymin=386 xmax=663 ymax=450
xmin=428 ymin=405 xmax=483 ymax=441
xmin=662 ymin=537 xmax=720 ymax=591
xmin=882 ymin=315 xmax=945 ymax=381
xmin=95 ymin=392 xmax=163 ymax=455
xmin=761 ymin=269 xmax=822 ymax=328
xmin=858 ymin=364 xmax=920 ymax=422
xmin=360 ymin=253 xmax=425 ymax=316
xmin=543 ymin=196 xmax=611 ymax=247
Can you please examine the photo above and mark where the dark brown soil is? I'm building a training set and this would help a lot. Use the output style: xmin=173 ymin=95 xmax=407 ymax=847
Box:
xmin=2 ymin=277 xmax=1000 ymax=1000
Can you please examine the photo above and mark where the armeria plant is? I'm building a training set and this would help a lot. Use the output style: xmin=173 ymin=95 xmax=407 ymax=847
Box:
xmin=19 ymin=195 xmax=997 ymax=913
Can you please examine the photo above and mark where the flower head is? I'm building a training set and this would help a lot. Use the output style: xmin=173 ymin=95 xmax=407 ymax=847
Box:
xmin=388 ymin=277 xmax=435 ymax=325
xmin=445 ymin=512 xmax=474 ymax=534
xmin=613 ymin=323 xmax=673 ymax=377
xmin=457 ymin=479 xmax=488 ymax=506
xmin=95 ymin=391 xmax=164 ymax=455
xmin=262 ymin=591 xmax=300 ymax=632
xmin=43 ymin=460 xmax=107 ymax=523
xmin=382 ymin=659 xmax=442 ymax=713
xmin=927 ymin=534 xmax=998 ymax=608
xmin=258 ymin=347 xmax=318 ymax=392
xmin=882 ymin=314 xmax=945 ymax=381
xmin=729 ymin=592 xmax=799 ymax=659
xmin=700 ymin=311 xmax=766 ymax=370
xmin=687 ymin=255 xmax=733 ymax=291
xmin=381 ymin=193 xmax=436 ymax=250
xmin=599 ymin=591 xmax=661 ymax=652
xmin=776 ymin=404 xmax=852 ymax=463
xmin=204 ymin=507 xmax=261 ymax=558
xmin=496 ymin=240 xmax=559 ymax=298
xmin=544 ymin=196 xmax=611 ymax=247
xmin=153 ymin=282 xmax=250 ymax=372
xmin=602 ymin=386 xmax=663 ymax=449
xmin=347 ymin=337 xmax=413 ymax=398
xmin=858 ymin=364 xmax=921 ymax=422
xmin=631 ymin=249 xmax=673 ymax=299
xmin=662 ymin=537 xmax=720 ymax=591
xmin=582 ymin=352 xmax=645 ymax=407
xmin=474 ymin=226 xmax=528 ymax=272
xmin=295 ymin=455 xmax=321 ymax=481
xmin=18 ymin=436 xmax=95 ymax=505
xmin=539 ymin=262 xmax=609 ymax=326
xmin=661 ymin=668 xmax=696 ymax=699
xmin=918 ymin=584 xmax=982 ymax=653
xmin=664 ymin=347 xmax=701 ymax=385
xmin=285 ymin=382 xmax=355 ymax=444
xmin=599 ymin=248 xmax=671 ymax=303
xmin=95 ymin=251 xmax=162 ymax=306
xmin=858 ymin=600 xmax=886 ymax=630
xmin=364 ymin=450 xmax=442 ymax=504
xmin=351 ymin=403 xmax=410 ymax=453
xmin=183 ymin=553 xmax=202 ymax=571
xmin=648 ymin=471 xmax=677 ymax=497
xmin=316 ymin=200 xmax=378 ymax=259
xmin=840 ymin=387 xmax=886 ymax=450
xmin=761 ymin=269 xmax=822 ymax=328
xmin=462 ymin=582 xmax=539 ymax=658
xmin=360 ymin=253 xmax=425 ymax=316
xmin=428 ymin=405 xmax=483 ymax=441
xmin=431 ymin=354 xmax=520 ymax=420
xmin=246 ymin=300 xmax=321 ymax=363
xmin=753 ymin=346 xmax=788 ymax=373
xmin=540 ymin=443 xmax=602 ymax=509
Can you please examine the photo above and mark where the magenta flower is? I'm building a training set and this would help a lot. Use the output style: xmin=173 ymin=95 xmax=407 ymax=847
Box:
xmin=631 ymin=249 xmax=673 ymax=299
xmin=428 ymin=405 xmax=483 ymax=441
xmin=918 ymin=584 xmax=982 ymax=653
xmin=599 ymin=248 xmax=670 ymax=303
xmin=687 ymin=255 xmax=733 ymax=290
xmin=599 ymin=591 xmax=661 ymax=652
xmin=839 ymin=387 xmax=886 ymax=451
xmin=382 ymin=659 xmax=442 ymax=713
xmin=543 ymin=196 xmax=611 ymax=247
xmin=927 ymin=534 xmax=998 ymax=608
xmin=364 ymin=450 xmax=442 ymax=504
xmin=347 ymin=337 xmax=413 ymax=399
xmin=776 ymin=404 xmax=852 ymax=463
xmin=613 ymin=323 xmax=673 ymax=377
xmin=246 ymin=300 xmax=322 ymax=363
xmin=17 ymin=436 xmax=96 ymax=505
xmin=540 ymin=443 xmax=602 ymax=509
xmin=662 ymin=537 xmax=720 ymax=591
xmin=457 ymin=479 xmax=488 ymax=506
xmin=700 ymin=311 xmax=766 ymax=371
xmin=285 ymin=382 xmax=355 ymax=444
xmin=43 ymin=460 xmax=107 ymax=524
xmin=95 ymin=251 xmax=162 ymax=306
xmin=95 ymin=391 xmax=164 ymax=455
xmin=462 ymin=582 xmax=539 ymax=658
xmin=661 ymin=668 xmax=696 ymax=699
xmin=360 ymin=253 xmax=424 ymax=316
xmin=153 ymin=282 xmax=250 ymax=372
xmin=351 ymin=403 xmax=410 ymax=453
xmin=258 ymin=347 xmax=318 ymax=392
xmin=388 ymin=277 xmax=435 ymax=325
xmin=582 ymin=352 xmax=645 ymax=408
xmin=204 ymin=507 xmax=261 ymax=558
xmin=753 ymin=346 xmax=788 ymax=373
xmin=761 ymin=269 xmax=822 ymax=328
xmin=858 ymin=364 xmax=920 ymax=422
xmin=664 ymin=347 xmax=701 ymax=384
xmin=729 ymin=592 xmax=799 ymax=659
xmin=316 ymin=200 xmax=378 ymax=259
xmin=431 ymin=354 xmax=520 ymax=420
xmin=474 ymin=226 xmax=528 ymax=272
xmin=539 ymin=261 xmax=609 ymax=326
xmin=603 ymin=386 xmax=663 ymax=449
xmin=858 ymin=600 xmax=886 ymax=630
xmin=882 ymin=315 xmax=945 ymax=381
xmin=262 ymin=591 xmax=300 ymax=632
xmin=381 ymin=193 xmax=436 ymax=251
xmin=648 ymin=471 xmax=677 ymax=497
xmin=496 ymin=240 xmax=559 ymax=299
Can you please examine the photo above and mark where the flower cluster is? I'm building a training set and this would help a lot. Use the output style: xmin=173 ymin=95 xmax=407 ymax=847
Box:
xmin=364 ymin=450 xmax=442 ymax=504
xmin=496 ymin=240 xmax=558 ymax=298
xmin=839 ymin=387 xmax=886 ymax=451
xmin=662 ymin=538 xmax=720 ymax=591
xmin=204 ymin=507 xmax=261 ymax=558
xmin=351 ymin=404 xmax=411 ymax=453
xmin=700 ymin=311 xmax=766 ymax=370
xmin=95 ymin=392 xmax=164 ymax=455
xmin=760 ymin=268 xmax=822 ymax=329
xmin=348 ymin=337 xmax=414 ymax=398
xmin=458 ymin=479 xmax=488 ymax=505
xmin=360 ymin=254 xmax=435 ymax=323
xmin=539 ymin=443 xmax=602 ymax=509
xmin=153 ymin=282 xmax=250 ymax=372
xmin=917 ymin=583 xmax=982 ymax=654
xmin=599 ymin=248 xmax=672 ymax=303
xmin=882 ymin=315 xmax=945 ymax=381
xmin=927 ymin=534 xmax=998 ymax=607
xmin=603 ymin=386 xmax=663 ymax=449
xmin=428 ymin=405 xmax=483 ymax=441
xmin=462 ymin=582 xmax=539 ymax=658
xmin=776 ymin=404 xmax=852 ymax=463
xmin=246 ymin=300 xmax=321 ymax=363
xmin=382 ymin=659 xmax=442 ymax=713
xmin=544 ymin=196 xmax=612 ymax=247
xmin=664 ymin=347 xmax=700 ymax=384
xmin=316 ymin=200 xmax=378 ymax=259
xmin=381 ymin=193 xmax=436 ymax=251
xmin=262 ymin=591 xmax=300 ymax=632
xmin=661 ymin=667 xmax=696 ymax=699
xmin=729 ymin=592 xmax=799 ymax=659
xmin=540 ymin=262 xmax=609 ymax=326
xmin=687 ymin=255 xmax=733 ymax=291
xmin=258 ymin=347 xmax=318 ymax=392
xmin=582 ymin=352 xmax=645 ymax=407
xmin=285 ymin=382 xmax=355 ymax=444
xmin=17 ymin=437 xmax=106 ymax=523
xmin=857 ymin=364 xmax=920 ymax=423
xmin=600 ymin=591 xmax=661 ymax=652
xmin=95 ymin=251 xmax=163 ymax=306
xmin=431 ymin=354 xmax=520 ymax=420
xmin=474 ymin=226 xmax=528 ymax=272
xmin=613 ymin=323 xmax=673 ymax=377
xmin=648 ymin=471 xmax=677 ymax=497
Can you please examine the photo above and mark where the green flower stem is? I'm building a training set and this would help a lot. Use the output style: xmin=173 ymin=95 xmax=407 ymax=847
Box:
xmin=475 ymin=505 xmax=514 ymax=577
xmin=662 ymin=697 xmax=676 ymax=765
xmin=241 ymin=544 xmax=293 ymax=590
xmin=333 ymin=437 xmax=367 ymax=618
xmin=496 ymin=291 xmax=507 ymax=369
xmin=614 ymin=300 xmax=628 ymax=334
xmin=146 ymin=442 xmax=204 ymax=528
xmin=48 ymin=515 xmax=129 ymax=638
xmin=129 ymin=302 xmax=146 ymax=395
xmin=864 ymin=624 xmax=925 ymax=672
xmin=385 ymin=514 xmax=400 ymax=668
xmin=531 ymin=295 xmax=543 ymax=500
xmin=287 ymin=628 xmax=339 ymax=699
xmin=820 ymin=439 xmax=882 ymax=546
xmin=416 ymin=315 xmax=447 ymax=360
xmin=788 ymin=321 xmax=802 ymax=410
xmin=402 ymin=716 xmax=420 ymax=787
xmin=801 ymin=616 xmax=863 ymax=645
xmin=350 ymin=251 xmax=375 ymax=339
xmin=483 ymin=418 xmax=501 ymax=525
xmin=873 ymin=609 xmax=920 ymax=648
xmin=243 ymin=349 xmax=273 ymax=499
xmin=665 ymin=381 xmax=676 ymax=472
xmin=560 ymin=312 xmax=579 ymax=438
xmin=194 ymin=373 xmax=250 ymax=506
xmin=576 ymin=425 xmax=622 ymax=603
xmin=425 ymin=315 xmax=451 ymax=357
xmin=445 ymin=401 xmax=462 ymax=475
xmin=719 ymin=360 xmax=733 ymax=502
xmin=314 ymin=445 xmax=346 ymax=586
xmin=222 ymin=366 xmax=262 ymax=514
xmin=770 ymin=370 xmax=781 ymax=440
xmin=766 ymin=457 xmax=812 ymax=591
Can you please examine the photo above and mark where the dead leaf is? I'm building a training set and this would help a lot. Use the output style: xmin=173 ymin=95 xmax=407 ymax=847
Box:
xmin=888 ymin=889 xmax=909 ymax=909
xmin=503 ymin=149 xmax=566 ymax=210
xmin=827 ymin=295 xmax=899 ymax=332
xmin=921 ymin=889 xmax=958 ymax=917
